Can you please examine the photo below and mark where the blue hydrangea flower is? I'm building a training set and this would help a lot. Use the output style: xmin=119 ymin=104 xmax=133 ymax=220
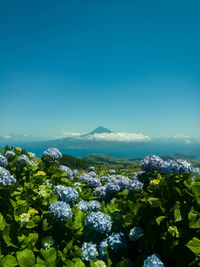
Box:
xmin=108 ymin=169 xmax=116 ymax=174
xmin=73 ymin=169 xmax=79 ymax=177
xmin=81 ymin=242 xmax=98 ymax=261
xmin=161 ymin=159 xmax=192 ymax=174
xmin=129 ymin=227 xmax=144 ymax=241
xmin=76 ymin=200 xmax=91 ymax=213
xmin=107 ymin=232 xmax=127 ymax=251
xmin=100 ymin=176 xmax=111 ymax=182
xmin=128 ymin=180 xmax=144 ymax=191
xmin=133 ymin=171 xmax=145 ymax=179
xmin=89 ymin=166 xmax=95 ymax=171
xmin=105 ymin=182 xmax=120 ymax=195
xmin=44 ymin=179 xmax=52 ymax=186
xmin=85 ymin=211 xmax=112 ymax=234
xmin=89 ymin=200 xmax=101 ymax=211
xmin=43 ymin=148 xmax=62 ymax=160
xmin=143 ymin=254 xmax=165 ymax=267
xmin=60 ymin=186 xmax=79 ymax=203
xmin=0 ymin=166 xmax=16 ymax=187
xmin=94 ymin=186 xmax=107 ymax=199
xmin=99 ymin=239 xmax=108 ymax=260
xmin=5 ymin=150 xmax=15 ymax=158
xmin=0 ymin=154 xmax=8 ymax=168
xmin=60 ymin=165 xmax=73 ymax=180
xmin=192 ymin=167 xmax=200 ymax=175
xmin=17 ymin=154 xmax=30 ymax=165
xmin=141 ymin=155 xmax=164 ymax=172
xmin=49 ymin=201 xmax=72 ymax=220
xmin=88 ymin=171 xmax=98 ymax=178
xmin=87 ymin=177 xmax=102 ymax=188
xmin=53 ymin=185 xmax=66 ymax=195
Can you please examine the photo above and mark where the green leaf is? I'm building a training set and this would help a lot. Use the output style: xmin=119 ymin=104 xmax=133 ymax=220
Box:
xmin=1 ymin=255 xmax=18 ymax=267
xmin=186 ymin=237 xmax=200 ymax=256
xmin=72 ymin=258 xmax=86 ymax=267
xmin=26 ymin=220 xmax=36 ymax=229
xmin=16 ymin=249 xmax=35 ymax=267
xmin=42 ymin=219 xmax=53 ymax=231
xmin=174 ymin=208 xmax=182 ymax=222
xmin=3 ymin=224 xmax=18 ymax=248
xmin=0 ymin=213 xmax=6 ymax=231
xmin=116 ymin=259 xmax=129 ymax=267
xmin=64 ymin=260 xmax=75 ymax=267
xmin=156 ymin=216 xmax=166 ymax=226
xmin=188 ymin=208 xmax=200 ymax=228
xmin=40 ymin=248 xmax=57 ymax=264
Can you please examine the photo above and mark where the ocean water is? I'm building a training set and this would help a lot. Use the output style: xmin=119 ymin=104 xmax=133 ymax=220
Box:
xmin=14 ymin=143 xmax=200 ymax=159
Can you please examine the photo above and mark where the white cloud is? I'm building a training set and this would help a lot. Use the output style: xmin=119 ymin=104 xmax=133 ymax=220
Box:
xmin=57 ymin=131 xmax=81 ymax=138
xmin=82 ymin=132 xmax=151 ymax=142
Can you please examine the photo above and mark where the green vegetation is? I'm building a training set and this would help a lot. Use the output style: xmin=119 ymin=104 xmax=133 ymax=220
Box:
xmin=0 ymin=147 xmax=200 ymax=266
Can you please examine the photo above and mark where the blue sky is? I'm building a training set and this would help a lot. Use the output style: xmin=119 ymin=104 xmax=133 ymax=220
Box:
xmin=0 ymin=0 xmax=199 ymax=141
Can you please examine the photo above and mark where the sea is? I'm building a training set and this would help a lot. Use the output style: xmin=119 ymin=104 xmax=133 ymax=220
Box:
xmin=7 ymin=143 xmax=200 ymax=159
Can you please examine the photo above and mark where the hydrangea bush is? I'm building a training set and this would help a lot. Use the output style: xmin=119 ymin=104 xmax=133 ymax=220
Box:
xmin=0 ymin=146 xmax=200 ymax=266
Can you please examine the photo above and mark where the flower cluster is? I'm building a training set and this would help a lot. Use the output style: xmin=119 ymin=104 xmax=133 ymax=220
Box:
xmin=129 ymin=227 xmax=144 ymax=241
xmin=17 ymin=154 xmax=30 ymax=165
xmin=107 ymin=232 xmax=127 ymax=251
xmin=5 ymin=150 xmax=15 ymax=158
xmin=73 ymin=169 xmax=79 ymax=177
xmin=89 ymin=200 xmax=101 ymax=211
xmin=99 ymin=239 xmax=108 ymax=259
xmin=79 ymin=172 xmax=101 ymax=188
xmin=42 ymin=236 xmax=55 ymax=249
xmin=161 ymin=159 xmax=193 ymax=174
xmin=141 ymin=155 xmax=164 ymax=172
xmin=105 ymin=182 xmax=120 ymax=195
xmin=38 ymin=185 xmax=47 ymax=197
xmin=59 ymin=186 xmax=79 ymax=203
xmin=0 ymin=166 xmax=16 ymax=187
xmin=49 ymin=201 xmax=72 ymax=220
xmin=108 ymin=169 xmax=116 ymax=174
xmin=143 ymin=254 xmax=165 ymax=267
xmin=43 ymin=148 xmax=62 ymax=160
xmin=53 ymin=185 xmax=66 ymax=195
xmin=81 ymin=242 xmax=98 ymax=261
xmin=0 ymin=154 xmax=8 ymax=168
xmin=76 ymin=200 xmax=91 ymax=213
xmin=44 ymin=179 xmax=52 ymax=186
xmin=60 ymin=165 xmax=73 ymax=180
xmin=19 ymin=213 xmax=31 ymax=224
xmin=89 ymin=166 xmax=95 ymax=171
xmin=94 ymin=260 xmax=107 ymax=267
xmin=85 ymin=212 xmax=112 ymax=234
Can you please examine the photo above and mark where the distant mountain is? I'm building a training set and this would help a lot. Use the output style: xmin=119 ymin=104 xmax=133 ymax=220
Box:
xmin=26 ymin=127 xmax=128 ymax=149
xmin=86 ymin=126 xmax=113 ymax=135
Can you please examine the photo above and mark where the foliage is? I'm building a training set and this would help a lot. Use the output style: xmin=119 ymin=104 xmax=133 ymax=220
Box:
xmin=0 ymin=147 xmax=200 ymax=266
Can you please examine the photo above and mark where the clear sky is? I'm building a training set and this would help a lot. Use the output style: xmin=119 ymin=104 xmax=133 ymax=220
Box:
xmin=0 ymin=0 xmax=200 ymax=140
